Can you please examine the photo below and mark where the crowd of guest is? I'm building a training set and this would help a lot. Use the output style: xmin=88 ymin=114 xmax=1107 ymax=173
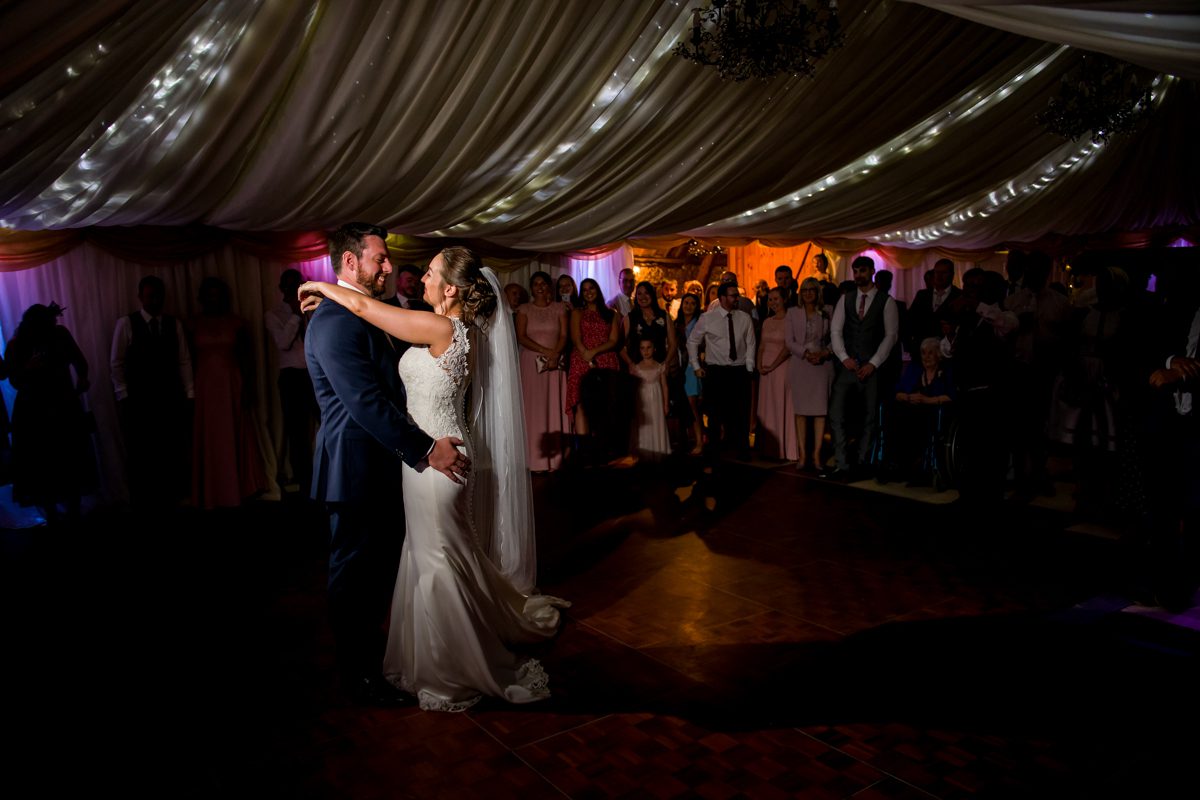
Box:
xmin=3 ymin=270 xmax=321 ymax=521
xmin=505 ymin=250 xmax=1196 ymax=607
xmin=509 ymin=252 xmax=1194 ymax=512
xmin=512 ymin=258 xmax=844 ymax=472
xmin=2 ymin=249 xmax=1195 ymax=611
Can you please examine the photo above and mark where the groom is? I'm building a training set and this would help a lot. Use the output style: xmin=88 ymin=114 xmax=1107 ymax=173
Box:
xmin=306 ymin=222 xmax=469 ymax=706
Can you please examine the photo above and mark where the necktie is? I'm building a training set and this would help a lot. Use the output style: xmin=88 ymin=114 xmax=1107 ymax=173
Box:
xmin=727 ymin=313 xmax=737 ymax=361
xmin=858 ymin=293 xmax=867 ymax=319
xmin=150 ymin=317 xmax=161 ymax=336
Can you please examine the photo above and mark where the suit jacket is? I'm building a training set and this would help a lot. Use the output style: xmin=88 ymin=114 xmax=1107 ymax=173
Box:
xmin=891 ymin=298 xmax=909 ymax=364
xmin=386 ymin=294 xmax=432 ymax=313
xmin=305 ymin=299 xmax=433 ymax=504
xmin=908 ymin=286 xmax=961 ymax=354
xmin=383 ymin=294 xmax=434 ymax=355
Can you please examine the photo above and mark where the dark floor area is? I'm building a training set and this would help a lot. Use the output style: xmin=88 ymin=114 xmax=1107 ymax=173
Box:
xmin=3 ymin=459 xmax=1198 ymax=798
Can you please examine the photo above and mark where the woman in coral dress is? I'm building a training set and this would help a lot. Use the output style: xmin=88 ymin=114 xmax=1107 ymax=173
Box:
xmin=565 ymin=279 xmax=620 ymax=460
xmin=515 ymin=271 xmax=570 ymax=472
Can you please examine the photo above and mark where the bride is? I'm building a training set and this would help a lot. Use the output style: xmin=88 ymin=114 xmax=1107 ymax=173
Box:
xmin=300 ymin=246 xmax=568 ymax=712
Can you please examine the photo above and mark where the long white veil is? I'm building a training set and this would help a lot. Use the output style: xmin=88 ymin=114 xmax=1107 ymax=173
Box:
xmin=468 ymin=267 xmax=537 ymax=594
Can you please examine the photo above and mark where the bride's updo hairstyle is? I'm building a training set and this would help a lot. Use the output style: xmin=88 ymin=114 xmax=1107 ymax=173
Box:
xmin=439 ymin=246 xmax=497 ymax=326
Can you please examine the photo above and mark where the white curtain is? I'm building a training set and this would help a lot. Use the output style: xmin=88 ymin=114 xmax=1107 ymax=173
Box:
xmin=1 ymin=1 xmax=1195 ymax=252
xmin=561 ymin=247 xmax=635 ymax=306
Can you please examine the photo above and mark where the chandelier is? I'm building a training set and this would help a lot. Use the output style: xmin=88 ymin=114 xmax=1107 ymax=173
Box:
xmin=674 ymin=0 xmax=844 ymax=82
xmin=1036 ymin=53 xmax=1155 ymax=145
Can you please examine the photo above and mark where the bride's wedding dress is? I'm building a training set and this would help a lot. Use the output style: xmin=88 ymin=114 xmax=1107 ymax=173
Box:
xmin=384 ymin=317 xmax=567 ymax=711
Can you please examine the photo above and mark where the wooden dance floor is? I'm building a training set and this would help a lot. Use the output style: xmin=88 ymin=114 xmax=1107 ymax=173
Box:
xmin=3 ymin=459 xmax=1197 ymax=797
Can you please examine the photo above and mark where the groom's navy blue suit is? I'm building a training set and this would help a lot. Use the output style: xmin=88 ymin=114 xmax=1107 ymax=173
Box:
xmin=306 ymin=295 xmax=433 ymax=687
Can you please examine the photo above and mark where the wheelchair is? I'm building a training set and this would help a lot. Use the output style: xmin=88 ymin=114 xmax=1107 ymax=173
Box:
xmin=873 ymin=403 xmax=961 ymax=491
xmin=931 ymin=406 xmax=962 ymax=492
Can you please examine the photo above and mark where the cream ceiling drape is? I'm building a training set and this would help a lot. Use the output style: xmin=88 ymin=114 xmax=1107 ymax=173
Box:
xmin=0 ymin=0 xmax=1196 ymax=252
xmin=906 ymin=1 xmax=1200 ymax=79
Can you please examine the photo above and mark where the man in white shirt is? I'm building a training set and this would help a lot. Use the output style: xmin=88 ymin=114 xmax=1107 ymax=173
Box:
xmin=608 ymin=267 xmax=636 ymax=318
xmin=266 ymin=268 xmax=318 ymax=495
xmin=827 ymin=256 xmax=899 ymax=477
xmin=110 ymin=275 xmax=194 ymax=506
xmin=688 ymin=283 xmax=756 ymax=457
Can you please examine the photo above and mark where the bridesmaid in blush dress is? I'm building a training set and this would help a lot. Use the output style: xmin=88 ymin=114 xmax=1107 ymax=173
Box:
xmin=189 ymin=277 xmax=266 ymax=509
xmin=755 ymin=288 xmax=797 ymax=460
xmin=516 ymin=271 xmax=570 ymax=472
xmin=785 ymin=278 xmax=834 ymax=471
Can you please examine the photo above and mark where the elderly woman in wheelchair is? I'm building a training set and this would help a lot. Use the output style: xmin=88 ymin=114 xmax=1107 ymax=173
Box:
xmin=893 ymin=337 xmax=956 ymax=488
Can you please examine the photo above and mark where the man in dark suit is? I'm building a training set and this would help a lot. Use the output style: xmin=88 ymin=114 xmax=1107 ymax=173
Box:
xmin=305 ymin=223 xmax=468 ymax=705
xmin=383 ymin=264 xmax=433 ymax=355
xmin=907 ymin=258 xmax=960 ymax=358
xmin=774 ymin=264 xmax=798 ymax=309
xmin=1144 ymin=292 xmax=1200 ymax=610
xmin=389 ymin=264 xmax=433 ymax=312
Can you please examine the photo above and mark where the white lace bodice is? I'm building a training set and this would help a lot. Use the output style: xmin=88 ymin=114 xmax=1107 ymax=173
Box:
xmin=398 ymin=316 xmax=470 ymax=440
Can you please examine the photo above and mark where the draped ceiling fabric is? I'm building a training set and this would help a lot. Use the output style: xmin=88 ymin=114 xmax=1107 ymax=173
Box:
xmin=0 ymin=0 xmax=1197 ymax=258
xmin=907 ymin=1 xmax=1200 ymax=79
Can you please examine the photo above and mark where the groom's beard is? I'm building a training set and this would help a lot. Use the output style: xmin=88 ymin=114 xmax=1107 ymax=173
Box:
xmin=354 ymin=265 xmax=388 ymax=298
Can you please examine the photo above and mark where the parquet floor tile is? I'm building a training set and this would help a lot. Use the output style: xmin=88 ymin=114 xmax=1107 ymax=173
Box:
xmin=5 ymin=459 xmax=1198 ymax=798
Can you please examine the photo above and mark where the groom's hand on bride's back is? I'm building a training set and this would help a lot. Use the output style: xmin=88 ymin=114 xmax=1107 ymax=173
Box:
xmin=428 ymin=436 xmax=470 ymax=484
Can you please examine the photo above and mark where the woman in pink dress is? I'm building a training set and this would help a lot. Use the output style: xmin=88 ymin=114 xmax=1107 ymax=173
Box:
xmin=516 ymin=271 xmax=570 ymax=472
xmin=565 ymin=279 xmax=620 ymax=457
xmin=755 ymin=288 xmax=797 ymax=460
xmin=189 ymin=277 xmax=266 ymax=509
xmin=785 ymin=278 xmax=834 ymax=471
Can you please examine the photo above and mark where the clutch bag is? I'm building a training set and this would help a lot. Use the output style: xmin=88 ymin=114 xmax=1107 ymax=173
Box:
xmin=535 ymin=354 xmax=561 ymax=373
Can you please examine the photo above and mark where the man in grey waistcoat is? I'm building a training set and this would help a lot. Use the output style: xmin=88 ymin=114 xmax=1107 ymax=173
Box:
xmin=826 ymin=256 xmax=899 ymax=478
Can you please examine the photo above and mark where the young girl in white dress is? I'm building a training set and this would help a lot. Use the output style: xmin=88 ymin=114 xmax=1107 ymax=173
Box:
xmin=631 ymin=338 xmax=671 ymax=461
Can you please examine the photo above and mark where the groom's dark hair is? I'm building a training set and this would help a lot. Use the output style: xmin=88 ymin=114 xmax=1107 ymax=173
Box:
xmin=329 ymin=222 xmax=388 ymax=273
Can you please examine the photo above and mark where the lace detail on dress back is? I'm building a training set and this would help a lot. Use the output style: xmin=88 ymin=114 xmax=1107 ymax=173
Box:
xmin=398 ymin=317 xmax=470 ymax=440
